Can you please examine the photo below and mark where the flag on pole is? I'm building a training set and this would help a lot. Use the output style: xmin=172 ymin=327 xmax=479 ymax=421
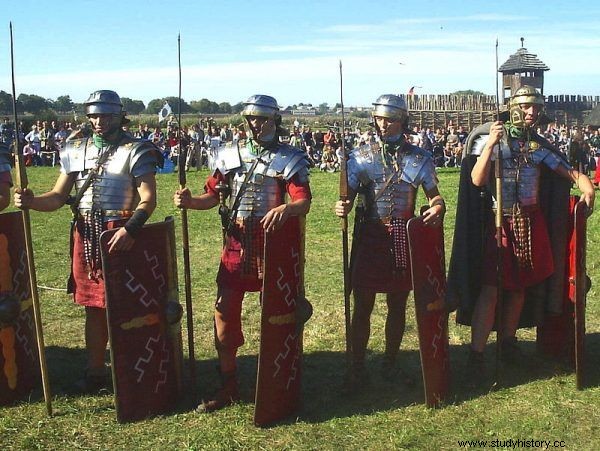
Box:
xmin=158 ymin=102 xmax=172 ymax=123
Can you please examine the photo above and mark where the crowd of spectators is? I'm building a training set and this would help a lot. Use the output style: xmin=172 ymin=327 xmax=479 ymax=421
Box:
xmin=1 ymin=117 xmax=74 ymax=167
xmin=285 ymin=120 xmax=470 ymax=172
xmin=538 ymin=124 xmax=600 ymax=178
xmin=2 ymin=115 xmax=600 ymax=185
xmin=128 ymin=116 xmax=249 ymax=172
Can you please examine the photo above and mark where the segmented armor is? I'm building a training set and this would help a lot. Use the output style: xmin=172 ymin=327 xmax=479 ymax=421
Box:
xmin=470 ymin=135 xmax=570 ymax=214
xmin=348 ymin=142 xmax=438 ymax=221
xmin=60 ymin=135 xmax=161 ymax=221
xmin=210 ymin=141 xmax=310 ymax=218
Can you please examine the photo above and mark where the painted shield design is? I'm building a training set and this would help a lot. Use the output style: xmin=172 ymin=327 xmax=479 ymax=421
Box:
xmin=0 ymin=211 xmax=39 ymax=405
xmin=100 ymin=217 xmax=183 ymax=422
xmin=407 ymin=215 xmax=450 ymax=407
xmin=254 ymin=216 xmax=305 ymax=427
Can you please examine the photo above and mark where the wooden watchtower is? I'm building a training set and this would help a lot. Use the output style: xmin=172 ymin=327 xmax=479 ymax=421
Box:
xmin=498 ymin=38 xmax=549 ymax=105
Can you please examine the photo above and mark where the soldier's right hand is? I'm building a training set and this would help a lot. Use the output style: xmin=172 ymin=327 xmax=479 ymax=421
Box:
xmin=13 ymin=188 xmax=34 ymax=209
xmin=173 ymin=188 xmax=192 ymax=209
xmin=335 ymin=199 xmax=352 ymax=218
xmin=488 ymin=121 xmax=504 ymax=147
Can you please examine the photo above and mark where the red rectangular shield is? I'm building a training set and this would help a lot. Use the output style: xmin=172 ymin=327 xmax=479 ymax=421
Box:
xmin=254 ymin=216 xmax=304 ymax=427
xmin=0 ymin=211 xmax=40 ymax=405
xmin=536 ymin=196 xmax=587 ymax=390
xmin=573 ymin=201 xmax=587 ymax=389
xmin=407 ymin=216 xmax=450 ymax=407
xmin=100 ymin=217 xmax=183 ymax=422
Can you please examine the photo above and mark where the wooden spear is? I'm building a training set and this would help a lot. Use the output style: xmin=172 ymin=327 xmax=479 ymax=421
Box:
xmin=10 ymin=21 xmax=52 ymax=416
xmin=176 ymin=33 xmax=196 ymax=396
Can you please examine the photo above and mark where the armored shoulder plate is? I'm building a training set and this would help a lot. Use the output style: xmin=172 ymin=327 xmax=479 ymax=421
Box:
xmin=467 ymin=134 xmax=511 ymax=160
xmin=468 ymin=129 xmax=511 ymax=159
xmin=0 ymin=142 xmax=12 ymax=173
xmin=126 ymin=137 xmax=164 ymax=174
xmin=347 ymin=142 xmax=435 ymax=190
xmin=60 ymin=137 xmax=89 ymax=173
xmin=208 ymin=142 xmax=243 ymax=175
xmin=401 ymin=144 xmax=433 ymax=187
xmin=347 ymin=142 xmax=379 ymax=190
xmin=265 ymin=144 xmax=310 ymax=182
xmin=60 ymin=136 xmax=162 ymax=175
xmin=464 ymin=122 xmax=492 ymax=158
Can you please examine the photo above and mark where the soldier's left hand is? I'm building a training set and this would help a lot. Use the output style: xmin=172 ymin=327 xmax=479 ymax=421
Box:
xmin=107 ymin=227 xmax=135 ymax=253
xmin=261 ymin=204 xmax=290 ymax=233
xmin=422 ymin=204 xmax=444 ymax=227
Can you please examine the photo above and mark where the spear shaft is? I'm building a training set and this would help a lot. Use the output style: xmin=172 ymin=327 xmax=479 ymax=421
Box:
xmin=176 ymin=33 xmax=196 ymax=396
xmin=494 ymin=38 xmax=504 ymax=383
xmin=10 ymin=22 xmax=52 ymax=416
xmin=338 ymin=61 xmax=352 ymax=364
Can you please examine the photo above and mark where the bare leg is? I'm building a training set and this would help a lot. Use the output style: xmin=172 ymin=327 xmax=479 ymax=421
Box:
xmin=384 ymin=291 xmax=409 ymax=361
xmin=200 ymin=286 xmax=244 ymax=412
xmin=85 ymin=306 xmax=108 ymax=371
xmin=502 ymin=290 xmax=525 ymax=339
xmin=471 ymin=286 xmax=525 ymax=351
xmin=470 ymin=284 xmax=498 ymax=353
xmin=213 ymin=286 xmax=245 ymax=373
xmin=351 ymin=288 xmax=376 ymax=366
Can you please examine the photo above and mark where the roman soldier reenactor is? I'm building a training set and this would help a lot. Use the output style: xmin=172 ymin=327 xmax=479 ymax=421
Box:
xmin=14 ymin=90 xmax=162 ymax=393
xmin=447 ymin=85 xmax=595 ymax=383
xmin=335 ymin=94 xmax=446 ymax=389
xmin=174 ymin=94 xmax=312 ymax=414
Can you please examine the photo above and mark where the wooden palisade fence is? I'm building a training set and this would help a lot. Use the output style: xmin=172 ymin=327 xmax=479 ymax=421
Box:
xmin=396 ymin=94 xmax=600 ymax=130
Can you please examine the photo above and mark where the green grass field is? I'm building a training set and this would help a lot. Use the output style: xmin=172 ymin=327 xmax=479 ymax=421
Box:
xmin=1 ymin=166 xmax=599 ymax=450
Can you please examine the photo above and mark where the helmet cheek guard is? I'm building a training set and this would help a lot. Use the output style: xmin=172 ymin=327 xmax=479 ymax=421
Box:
xmin=509 ymin=101 xmax=528 ymax=128
xmin=509 ymin=85 xmax=545 ymax=129
xmin=247 ymin=117 xmax=277 ymax=143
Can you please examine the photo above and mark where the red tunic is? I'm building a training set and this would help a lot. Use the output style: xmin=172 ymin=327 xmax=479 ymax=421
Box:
xmin=204 ymin=171 xmax=311 ymax=292
xmin=351 ymin=220 xmax=413 ymax=293
xmin=70 ymin=219 xmax=126 ymax=308
xmin=481 ymin=207 xmax=554 ymax=290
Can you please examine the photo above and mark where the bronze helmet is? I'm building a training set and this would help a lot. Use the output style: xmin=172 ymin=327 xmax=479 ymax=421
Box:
xmin=509 ymin=85 xmax=544 ymax=129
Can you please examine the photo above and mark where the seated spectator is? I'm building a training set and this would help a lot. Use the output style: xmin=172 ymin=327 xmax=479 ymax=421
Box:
xmin=319 ymin=148 xmax=339 ymax=172
xmin=22 ymin=141 xmax=35 ymax=166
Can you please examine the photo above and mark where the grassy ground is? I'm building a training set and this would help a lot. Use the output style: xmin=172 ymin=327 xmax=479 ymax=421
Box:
xmin=1 ymin=166 xmax=599 ymax=450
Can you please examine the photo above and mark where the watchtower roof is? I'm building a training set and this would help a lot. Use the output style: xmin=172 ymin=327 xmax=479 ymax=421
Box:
xmin=498 ymin=47 xmax=549 ymax=72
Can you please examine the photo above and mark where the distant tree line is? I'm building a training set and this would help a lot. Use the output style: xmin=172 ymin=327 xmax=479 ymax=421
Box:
xmin=0 ymin=90 xmax=247 ymax=117
xmin=0 ymin=89 xmax=490 ymax=119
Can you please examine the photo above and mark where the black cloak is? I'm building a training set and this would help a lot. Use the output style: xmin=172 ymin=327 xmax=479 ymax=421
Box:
xmin=446 ymin=122 xmax=572 ymax=328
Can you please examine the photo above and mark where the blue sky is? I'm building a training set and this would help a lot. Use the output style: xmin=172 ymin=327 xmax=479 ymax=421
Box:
xmin=2 ymin=0 xmax=599 ymax=108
